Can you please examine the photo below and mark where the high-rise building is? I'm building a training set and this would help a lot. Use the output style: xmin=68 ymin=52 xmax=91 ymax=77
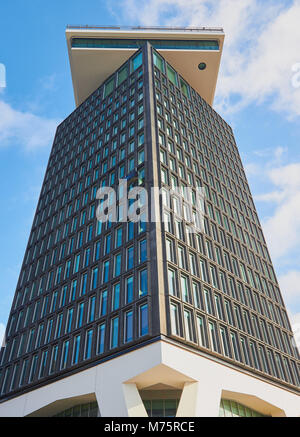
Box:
xmin=0 ymin=26 xmax=299 ymax=418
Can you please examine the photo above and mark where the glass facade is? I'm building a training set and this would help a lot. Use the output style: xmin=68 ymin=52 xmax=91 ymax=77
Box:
xmin=53 ymin=401 xmax=99 ymax=417
xmin=143 ymin=399 xmax=179 ymax=417
xmin=0 ymin=47 xmax=151 ymax=400
xmin=0 ymin=42 xmax=299 ymax=404
xmin=152 ymin=48 xmax=300 ymax=389
xmin=219 ymin=399 xmax=267 ymax=417
xmin=71 ymin=38 xmax=219 ymax=51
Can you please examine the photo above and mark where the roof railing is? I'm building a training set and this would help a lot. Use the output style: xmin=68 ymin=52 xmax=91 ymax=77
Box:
xmin=66 ymin=24 xmax=224 ymax=32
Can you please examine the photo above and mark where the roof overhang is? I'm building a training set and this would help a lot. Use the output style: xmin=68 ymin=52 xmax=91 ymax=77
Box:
xmin=66 ymin=26 xmax=225 ymax=107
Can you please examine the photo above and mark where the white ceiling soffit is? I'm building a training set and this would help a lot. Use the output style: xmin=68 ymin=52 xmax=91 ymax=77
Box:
xmin=66 ymin=27 xmax=225 ymax=107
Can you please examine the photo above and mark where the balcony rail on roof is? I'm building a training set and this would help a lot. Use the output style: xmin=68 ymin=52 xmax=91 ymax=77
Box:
xmin=66 ymin=24 xmax=224 ymax=33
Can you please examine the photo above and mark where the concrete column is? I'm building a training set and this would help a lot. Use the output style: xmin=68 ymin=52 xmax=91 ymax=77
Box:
xmin=177 ymin=380 xmax=222 ymax=417
xmin=123 ymin=383 xmax=148 ymax=417
xmin=281 ymin=404 xmax=300 ymax=418
xmin=194 ymin=379 xmax=222 ymax=417
xmin=96 ymin=380 xmax=147 ymax=417
xmin=95 ymin=376 xmax=128 ymax=417
xmin=176 ymin=382 xmax=199 ymax=417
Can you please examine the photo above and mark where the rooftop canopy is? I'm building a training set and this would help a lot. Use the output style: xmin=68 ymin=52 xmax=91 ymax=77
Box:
xmin=66 ymin=26 xmax=225 ymax=107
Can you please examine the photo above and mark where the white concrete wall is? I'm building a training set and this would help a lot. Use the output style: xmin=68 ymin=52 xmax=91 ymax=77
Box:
xmin=161 ymin=342 xmax=300 ymax=417
xmin=0 ymin=340 xmax=299 ymax=417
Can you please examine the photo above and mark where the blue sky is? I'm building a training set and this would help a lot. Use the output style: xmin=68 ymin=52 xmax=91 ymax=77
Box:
xmin=1 ymin=0 xmax=300 ymax=349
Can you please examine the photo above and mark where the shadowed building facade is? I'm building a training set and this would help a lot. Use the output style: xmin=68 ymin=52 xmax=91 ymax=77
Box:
xmin=0 ymin=27 xmax=299 ymax=417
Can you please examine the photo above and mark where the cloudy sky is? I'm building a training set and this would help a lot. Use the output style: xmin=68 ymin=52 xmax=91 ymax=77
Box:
xmin=0 ymin=0 xmax=300 ymax=350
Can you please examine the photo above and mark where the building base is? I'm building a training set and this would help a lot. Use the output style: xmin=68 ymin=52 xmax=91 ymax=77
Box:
xmin=0 ymin=340 xmax=299 ymax=417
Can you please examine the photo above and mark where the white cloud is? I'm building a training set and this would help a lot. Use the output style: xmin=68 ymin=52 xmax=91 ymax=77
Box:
xmin=0 ymin=323 xmax=6 ymax=348
xmin=246 ymin=154 xmax=300 ymax=352
xmin=289 ymin=312 xmax=300 ymax=352
xmin=0 ymin=100 xmax=58 ymax=151
xmin=244 ymin=162 xmax=260 ymax=177
xmin=259 ymin=163 xmax=300 ymax=259
xmin=115 ymin=0 xmax=300 ymax=117
xmin=279 ymin=271 xmax=300 ymax=303
xmin=246 ymin=150 xmax=300 ymax=260
xmin=254 ymin=190 xmax=285 ymax=204
xmin=268 ymin=163 xmax=300 ymax=190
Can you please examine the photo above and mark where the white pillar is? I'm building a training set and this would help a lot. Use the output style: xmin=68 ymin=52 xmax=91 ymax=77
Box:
xmin=281 ymin=404 xmax=300 ymax=418
xmin=176 ymin=380 xmax=222 ymax=417
xmin=123 ymin=383 xmax=148 ymax=417
xmin=95 ymin=376 xmax=128 ymax=417
xmin=176 ymin=382 xmax=199 ymax=417
xmin=195 ymin=379 xmax=222 ymax=417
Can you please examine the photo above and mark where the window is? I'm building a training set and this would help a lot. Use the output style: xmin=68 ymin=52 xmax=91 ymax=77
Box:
xmin=167 ymin=65 xmax=177 ymax=85
xmin=139 ymin=269 xmax=148 ymax=297
xmin=127 ymin=246 xmax=134 ymax=270
xmin=153 ymin=51 xmax=165 ymax=72
xmin=199 ymin=259 xmax=208 ymax=282
xmin=61 ymin=340 xmax=70 ymax=369
xmin=178 ymin=245 xmax=186 ymax=269
xmin=180 ymin=275 xmax=191 ymax=303
xmin=250 ymin=341 xmax=261 ymax=371
xmin=219 ymin=399 xmax=267 ymax=417
xmin=131 ymin=52 xmax=143 ymax=72
xmin=125 ymin=310 xmax=133 ymax=343
xmin=70 ymin=280 xmax=77 ymax=301
xmin=117 ymin=65 xmax=128 ymax=85
xmin=231 ymin=331 xmax=242 ymax=362
xmin=210 ymin=265 xmax=218 ymax=289
xmin=97 ymin=323 xmax=106 ymax=355
xmin=208 ymin=321 xmax=219 ymax=352
xmin=88 ymin=296 xmax=96 ymax=322
xmin=29 ymin=355 xmax=38 ymax=383
xmin=55 ymin=313 xmax=63 ymax=339
xmin=214 ymin=294 xmax=224 ymax=320
xmin=168 ymin=268 xmax=177 ymax=296
xmin=166 ymin=238 xmax=175 ymax=263
xmin=189 ymin=252 xmax=197 ymax=276
xmin=91 ymin=267 xmax=98 ymax=289
xmin=204 ymin=288 xmax=214 ymax=315
xmin=139 ymin=239 xmax=147 ymax=263
xmin=84 ymin=329 xmax=93 ymax=360
xmin=196 ymin=315 xmax=206 ymax=347
xmin=73 ymin=335 xmax=81 ymax=365
xmin=116 ymin=228 xmax=123 ymax=248
xmin=192 ymin=282 xmax=202 ymax=309
xmin=110 ymin=317 xmax=119 ymax=349
xmin=114 ymin=253 xmax=122 ymax=277
xmin=100 ymin=289 xmax=108 ymax=316
xmin=104 ymin=234 xmax=111 ymax=255
xmin=81 ymin=273 xmax=88 ymax=296
xmin=84 ymin=248 xmax=91 ymax=267
xmin=112 ymin=283 xmax=120 ymax=310
xmin=103 ymin=260 xmax=110 ymax=283
xmin=104 ymin=77 xmax=114 ymax=97
xmin=220 ymin=326 xmax=231 ymax=358
xmin=184 ymin=309 xmax=194 ymax=342
xmin=180 ymin=78 xmax=190 ymax=97
xmin=74 ymin=254 xmax=80 ymax=273
xmin=49 ymin=345 xmax=58 ymax=375
xmin=139 ymin=304 xmax=148 ymax=337
xmin=19 ymin=359 xmax=29 ymax=387
xmin=170 ymin=303 xmax=180 ymax=336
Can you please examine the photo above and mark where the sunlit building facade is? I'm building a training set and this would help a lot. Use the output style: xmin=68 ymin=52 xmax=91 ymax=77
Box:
xmin=0 ymin=26 xmax=299 ymax=417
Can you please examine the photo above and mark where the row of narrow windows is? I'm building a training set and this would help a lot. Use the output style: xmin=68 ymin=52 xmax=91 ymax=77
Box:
xmin=50 ymin=398 xmax=268 ymax=418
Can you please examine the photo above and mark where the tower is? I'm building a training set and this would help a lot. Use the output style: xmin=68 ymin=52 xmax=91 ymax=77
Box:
xmin=0 ymin=26 xmax=299 ymax=418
